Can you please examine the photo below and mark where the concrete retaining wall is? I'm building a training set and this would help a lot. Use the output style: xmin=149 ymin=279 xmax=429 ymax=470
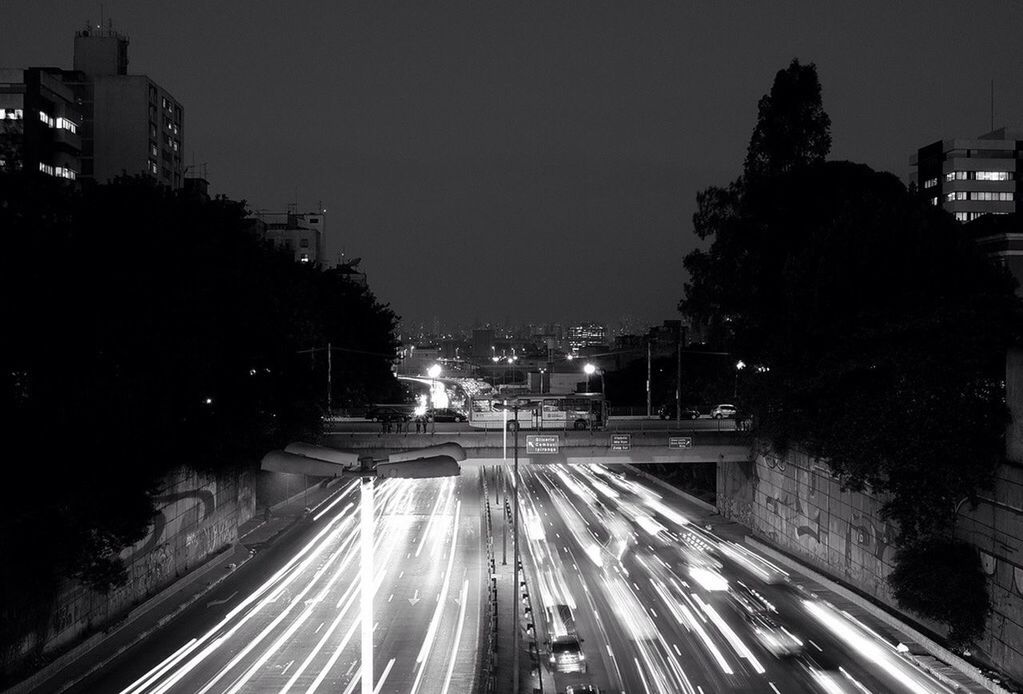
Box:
xmin=717 ymin=447 xmax=1023 ymax=680
xmin=11 ymin=466 xmax=256 ymax=665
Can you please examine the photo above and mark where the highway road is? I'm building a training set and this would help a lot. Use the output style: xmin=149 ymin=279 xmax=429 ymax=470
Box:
xmin=65 ymin=472 xmax=486 ymax=694
xmin=514 ymin=462 xmax=963 ymax=694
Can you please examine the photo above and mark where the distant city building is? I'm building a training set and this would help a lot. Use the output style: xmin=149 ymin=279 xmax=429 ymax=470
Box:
xmin=250 ymin=206 xmax=327 ymax=266
xmin=472 ymin=328 xmax=495 ymax=358
xmin=0 ymin=67 xmax=82 ymax=179
xmin=567 ymin=322 xmax=607 ymax=352
xmin=912 ymin=127 xmax=1021 ymax=222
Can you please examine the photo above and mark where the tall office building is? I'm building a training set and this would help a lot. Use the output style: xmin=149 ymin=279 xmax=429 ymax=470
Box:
xmin=911 ymin=127 xmax=1021 ymax=222
xmin=567 ymin=322 xmax=607 ymax=352
xmin=69 ymin=25 xmax=185 ymax=188
xmin=1 ymin=24 xmax=186 ymax=188
xmin=0 ymin=68 xmax=82 ymax=179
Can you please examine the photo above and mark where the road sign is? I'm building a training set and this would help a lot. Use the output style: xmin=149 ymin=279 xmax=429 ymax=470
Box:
xmin=610 ymin=434 xmax=631 ymax=451
xmin=526 ymin=434 xmax=560 ymax=454
xmin=668 ymin=436 xmax=693 ymax=449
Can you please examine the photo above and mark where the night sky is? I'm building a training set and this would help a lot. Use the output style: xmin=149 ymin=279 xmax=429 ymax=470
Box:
xmin=4 ymin=1 xmax=1022 ymax=330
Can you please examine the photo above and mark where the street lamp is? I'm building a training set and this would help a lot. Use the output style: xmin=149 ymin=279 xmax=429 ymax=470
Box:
xmin=583 ymin=362 xmax=595 ymax=392
xmin=491 ymin=397 xmax=534 ymax=694
xmin=261 ymin=443 xmax=464 ymax=694
xmin=734 ymin=360 xmax=746 ymax=400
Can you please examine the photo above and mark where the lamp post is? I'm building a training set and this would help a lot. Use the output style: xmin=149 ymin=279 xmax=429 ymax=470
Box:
xmin=734 ymin=360 xmax=746 ymax=400
xmin=260 ymin=443 xmax=463 ymax=694
xmin=583 ymin=362 xmax=595 ymax=393
xmin=491 ymin=397 xmax=533 ymax=694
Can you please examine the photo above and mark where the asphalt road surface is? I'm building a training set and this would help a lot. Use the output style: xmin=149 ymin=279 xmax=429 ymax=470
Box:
xmin=66 ymin=472 xmax=485 ymax=694
xmin=513 ymin=463 xmax=961 ymax=694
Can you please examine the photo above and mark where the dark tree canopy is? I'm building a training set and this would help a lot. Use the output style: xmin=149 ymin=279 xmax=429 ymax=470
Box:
xmin=889 ymin=539 xmax=990 ymax=646
xmin=744 ymin=59 xmax=831 ymax=181
xmin=0 ymin=172 xmax=400 ymax=661
xmin=681 ymin=60 xmax=1022 ymax=642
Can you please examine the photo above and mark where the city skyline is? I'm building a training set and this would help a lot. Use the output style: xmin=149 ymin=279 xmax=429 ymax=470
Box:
xmin=4 ymin=1 xmax=1022 ymax=328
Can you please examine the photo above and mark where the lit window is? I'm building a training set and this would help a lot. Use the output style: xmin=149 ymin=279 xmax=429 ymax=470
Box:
xmin=55 ymin=117 xmax=77 ymax=134
xmin=954 ymin=212 xmax=969 ymax=221
xmin=930 ymin=197 xmax=938 ymax=206
xmin=299 ymin=253 xmax=310 ymax=262
xmin=38 ymin=111 xmax=54 ymax=127
xmin=149 ymin=160 xmax=158 ymax=175
xmin=945 ymin=171 xmax=969 ymax=181
xmin=151 ymin=142 xmax=158 ymax=157
xmin=975 ymin=171 xmax=1012 ymax=181
xmin=54 ymin=166 xmax=76 ymax=180
xmin=0 ymin=108 xmax=24 ymax=120
xmin=923 ymin=177 xmax=938 ymax=188
xmin=38 ymin=162 xmax=54 ymax=175
xmin=945 ymin=191 xmax=967 ymax=202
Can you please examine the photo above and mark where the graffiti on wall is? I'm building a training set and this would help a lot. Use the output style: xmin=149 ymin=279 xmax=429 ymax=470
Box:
xmin=130 ymin=488 xmax=216 ymax=560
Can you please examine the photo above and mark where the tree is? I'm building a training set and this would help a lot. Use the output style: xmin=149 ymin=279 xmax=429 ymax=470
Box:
xmin=0 ymin=172 xmax=400 ymax=666
xmin=680 ymin=60 xmax=1022 ymax=643
xmin=744 ymin=59 xmax=831 ymax=181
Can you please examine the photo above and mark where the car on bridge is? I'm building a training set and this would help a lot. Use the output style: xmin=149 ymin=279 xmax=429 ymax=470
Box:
xmin=711 ymin=403 xmax=737 ymax=419
xmin=427 ymin=407 xmax=468 ymax=422
xmin=367 ymin=405 xmax=412 ymax=422
xmin=658 ymin=404 xmax=701 ymax=420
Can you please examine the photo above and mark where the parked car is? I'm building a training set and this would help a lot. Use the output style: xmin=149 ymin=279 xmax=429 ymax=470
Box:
xmin=711 ymin=403 xmax=737 ymax=419
xmin=367 ymin=405 xmax=411 ymax=422
xmin=658 ymin=404 xmax=700 ymax=420
xmin=428 ymin=408 xmax=467 ymax=422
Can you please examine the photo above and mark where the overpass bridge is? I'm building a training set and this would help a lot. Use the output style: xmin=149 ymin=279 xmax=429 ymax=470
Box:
xmin=322 ymin=428 xmax=752 ymax=466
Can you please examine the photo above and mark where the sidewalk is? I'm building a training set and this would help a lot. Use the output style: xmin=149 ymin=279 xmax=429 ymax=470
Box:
xmin=5 ymin=478 xmax=344 ymax=694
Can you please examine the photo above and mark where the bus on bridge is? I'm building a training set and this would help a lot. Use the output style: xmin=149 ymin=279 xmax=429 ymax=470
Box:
xmin=467 ymin=392 xmax=607 ymax=431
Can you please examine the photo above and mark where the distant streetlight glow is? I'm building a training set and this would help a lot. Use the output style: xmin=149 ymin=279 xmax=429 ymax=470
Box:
xmin=427 ymin=364 xmax=442 ymax=379
xmin=583 ymin=363 xmax=596 ymax=375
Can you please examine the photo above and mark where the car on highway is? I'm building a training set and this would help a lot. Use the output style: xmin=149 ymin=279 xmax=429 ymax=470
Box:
xmin=658 ymin=404 xmax=701 ymax=420
xmin=427 ymin=408 xmax=467 ymax=422
xmin=549 ymin=635 xmax=587 ymax=673
xmin=710 ymin=403 xmax=737 ymax=419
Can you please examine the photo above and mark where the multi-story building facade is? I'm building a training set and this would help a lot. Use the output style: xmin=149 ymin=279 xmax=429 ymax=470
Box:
xmin=1 ymin=25 xmax=186 ymax=188
xmin=912 ymin=127 xmax=1021 ymax=222
xmin=0 ymin=67 xmax=82 ymax=180
xmin=567 ymin=322 xmax=607 ymax=353
xmin=250 ymin=207 xmax=327 ymax=266
xmin=70 ymin=26 xmax=185 ymax=188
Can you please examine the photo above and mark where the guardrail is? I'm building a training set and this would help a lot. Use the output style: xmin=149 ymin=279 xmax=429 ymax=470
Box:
xmin=479 ymin=468 xmax=498 ymax=694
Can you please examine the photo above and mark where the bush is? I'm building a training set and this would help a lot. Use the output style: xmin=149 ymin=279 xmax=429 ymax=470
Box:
xmin=889 ymin=537 xmax=989 ymax=646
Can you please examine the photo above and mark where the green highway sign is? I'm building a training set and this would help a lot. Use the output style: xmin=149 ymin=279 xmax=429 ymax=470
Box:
xmin=526 ymin=434 xmax=560 ymax=454
xmin=610 ymin=434 xmax=631 ymax=451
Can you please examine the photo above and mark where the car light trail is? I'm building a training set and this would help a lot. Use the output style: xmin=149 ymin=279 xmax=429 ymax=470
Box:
xmin=409 ymin=500 xmax=462 ymax=694
xmin=439 ymin=578 xmax=471 ymax=694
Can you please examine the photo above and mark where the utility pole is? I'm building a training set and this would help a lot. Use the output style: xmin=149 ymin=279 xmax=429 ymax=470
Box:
xmin=327 ymin=342 xmax=332 ymax=414
xmin=646 ymin=339 xmax=652 ymax=417
xmin=675 ymin=330 xmax=682 ymax=426
xmin=512 ymin=405 xmax=521 ymax=694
